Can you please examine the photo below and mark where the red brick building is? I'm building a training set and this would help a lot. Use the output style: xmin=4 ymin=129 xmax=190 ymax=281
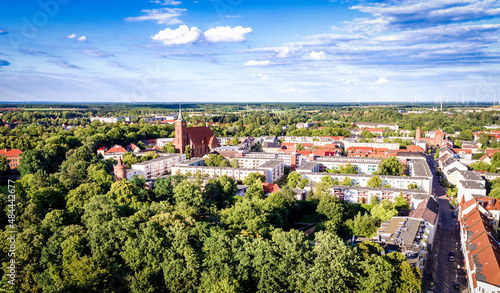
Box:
xmin=172 ymin=108 xmax=218 ymax=157
xmin=0 ymin=149 xmax=23 ymax=170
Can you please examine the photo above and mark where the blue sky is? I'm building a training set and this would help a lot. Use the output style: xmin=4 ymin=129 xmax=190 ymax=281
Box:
xmin=1 ymin=0 xmax=500 ymax=103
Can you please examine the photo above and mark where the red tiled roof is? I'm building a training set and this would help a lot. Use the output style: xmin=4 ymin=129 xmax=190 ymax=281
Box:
xmin=186 ymin=126 xmax=217 ymax=147
xmin=262 ymin=183 xmax=280 ymax=194
xmin=485 ymin=148 xmax=500 ymax=158
xmin=106 ymin=145 xmax=127 ymax=154
xmin=407 ymin=145 xmax=424 ymax=152
xmin=0 ymin=149 xmax=23 ymax=156
xmin=453 ymin=148 xmax=473 ymax=154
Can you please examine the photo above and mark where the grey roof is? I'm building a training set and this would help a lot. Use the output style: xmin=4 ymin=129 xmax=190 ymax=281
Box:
xmin=458 ymin=170 xmax=483 ymax=181
xmin=132 ymin=153 xmax=184 ymax=166
xmin=259 ymin=160 xmax=283 ymax=168
xmin=410 ymin=159 xmax=432 ymax=177
xmin=459 ymin=180 xmax=485 ymax=190
xmin=262 ymin=142 xmax=281 ymax=148
xmin=297 ymin=162 xmax=320 ymax=171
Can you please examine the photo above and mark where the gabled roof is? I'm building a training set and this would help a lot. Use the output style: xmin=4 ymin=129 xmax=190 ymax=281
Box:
xmin=106 ymin=145 xmax=127 ymax=154
xmin=485 ymin=148 xmax=500 ymax=158
xmin=262 ymin=183 xmax=280 ymax=194
xmin=412 ymin=197 xmax=439 ymax=225
xmin=186 ymin=126 xmax=217 ymax=146
xmin=0 ymin=149 xmax=23 ymax=156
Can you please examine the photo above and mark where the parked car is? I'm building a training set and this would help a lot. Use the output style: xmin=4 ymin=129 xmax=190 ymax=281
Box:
xmin=449 ymin=252 xmax=454 ymax=257
xmin=454 ymin=282 xmax=460 ymax=290
xmin=452 ymin=211 xmax=457 ymax=218
xmin=449 ymin=255 xmax=455 ymax=262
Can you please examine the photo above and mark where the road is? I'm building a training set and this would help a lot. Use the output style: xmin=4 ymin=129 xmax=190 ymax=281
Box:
xmin=421 ymin=155 xmax=467 ymax=293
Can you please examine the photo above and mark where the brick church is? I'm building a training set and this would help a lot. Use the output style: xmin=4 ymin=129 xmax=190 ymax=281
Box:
xmin=172 ymin=107 xmax=218 ymax=157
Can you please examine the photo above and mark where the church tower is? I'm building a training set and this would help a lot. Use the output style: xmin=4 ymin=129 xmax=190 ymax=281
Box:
xmin=114 ymin=156 xmax=127 ymax=181
xmin=415 ymin=126 xmax=421 ymax=140
xmin=173 ymin=105 xmax=188 ymax=153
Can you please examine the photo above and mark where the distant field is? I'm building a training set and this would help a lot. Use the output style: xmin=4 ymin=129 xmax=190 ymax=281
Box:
xmin=23 ymin=108 xmax=87 ymax=111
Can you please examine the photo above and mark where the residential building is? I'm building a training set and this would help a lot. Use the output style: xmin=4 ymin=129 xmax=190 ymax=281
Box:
xmin=343 ymin=139 xmax=400 ymax=151
xmin=0 ymin=149 xmax=23 ymax=170
xmin=460 ymin=207 xmax=500 ymax=292
xmin=377 ymin=217 xmax=427 ymax=269
xmin=103 ymin=145 xmax=128 ymax=160
xmin=90 ymin=116 xmax=131 ymax=123
xmin=127 ymin=153 xmax=186 ymax=179
xmin=299 ymin=172 xmax=433 ymax=194
xmin=262 ymin=142 xmax=282 ymax=153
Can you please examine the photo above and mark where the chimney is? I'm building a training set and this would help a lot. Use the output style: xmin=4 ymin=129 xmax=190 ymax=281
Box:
xmin=308 ymin=153 xmax=315 ymax=161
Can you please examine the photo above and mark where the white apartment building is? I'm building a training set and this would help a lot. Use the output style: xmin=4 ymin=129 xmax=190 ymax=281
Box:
xmin=171 ymin=166 xmax=269 ymax=183
xmin=128 ymin=153 xmax=186 ymax=179
xmin=90 ymin=116 xmax=131 ymax=123
xmin=343 ymin=139 xmax=400 ymax=150
xmin=300 ymin=172 xmax=433 ymax=194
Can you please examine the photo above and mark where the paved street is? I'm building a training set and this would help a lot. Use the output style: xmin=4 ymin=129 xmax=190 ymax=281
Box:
xmin=421 ymin=155 xmax=467 ymax=293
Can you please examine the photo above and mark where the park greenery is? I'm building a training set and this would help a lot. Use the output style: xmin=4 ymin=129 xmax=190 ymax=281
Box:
xmin=5 ymin=103 xmax=499 ymax=291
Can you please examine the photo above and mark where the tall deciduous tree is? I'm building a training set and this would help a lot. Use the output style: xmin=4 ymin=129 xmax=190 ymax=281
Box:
xmin=376 ymin=157 xmax=406 ymax=176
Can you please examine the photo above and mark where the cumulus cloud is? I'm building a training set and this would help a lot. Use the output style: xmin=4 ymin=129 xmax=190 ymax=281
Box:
xmin=125 ymin=8 xmax=185 ymax=25
xmin=78 ymin=36 xmax=87 ymax=42
xmin=310 ymin=50 xmax=326 ymax=60
xmin=276 ymin=47 xmax=291 ymax=58
xmin=66 ymin=33 xmax=76 ymax=39
xmin=152 ymin=25 xmax=203 ymax=45
xmin=244 ymin=60 xmax=270 ymax=66
xmin=48 ymin=59 xmax=81 ymax=69
xmin=0 ymin=59 xmax=10 ymax=67
xmin=204 ymin=26 xmax=252 ymax=42
xmin=377 ymin=77 xmax=388 ymax=84
xmin=152 ymin=25 xmax=253 ymax=45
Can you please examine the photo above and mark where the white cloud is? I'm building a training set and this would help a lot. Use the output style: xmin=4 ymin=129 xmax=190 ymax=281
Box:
xmin=377 ymin=77 xmax=388 ymax=84
xmin=244 ymin=60 xmax=270 ymax=66
xmin=150 ymin=0 xmax=181 ymax=5
xmin=125 ymin=8 xmax=185 ymax=25
xmin=252 ymin=73 xmax=269 ymax=80
xmin=204 ymin=26 xmax=252 ymax=43
xmin=77 ymin=36 xmax=87 ymax=42
xmin=279 ymin=88 xmax=312 ymax=93
xmin=151 ymin=25 xmax=203 ymax=45
xmin=310 ymin=50 xmax=326 ymax=60
xmin=66 ymin=33 xmax=76 ymax=39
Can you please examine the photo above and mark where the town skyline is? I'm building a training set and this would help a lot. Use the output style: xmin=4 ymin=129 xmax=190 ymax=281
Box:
xmin=1 ymin=0 xmax=500 ymax=103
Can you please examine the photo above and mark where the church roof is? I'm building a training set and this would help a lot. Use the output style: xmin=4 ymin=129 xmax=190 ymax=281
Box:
xmin=187 ymin=126 xmax=216 ymax=146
